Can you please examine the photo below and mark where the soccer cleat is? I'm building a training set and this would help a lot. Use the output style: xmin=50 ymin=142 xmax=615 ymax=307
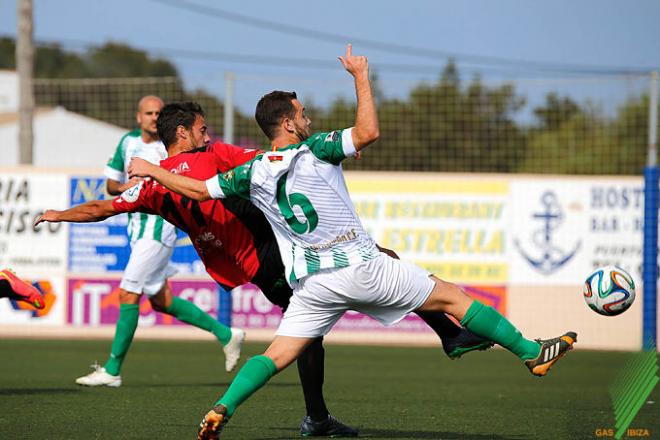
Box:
xmin=75 ymin=362 xmax=122 ymax=387
xmin=525 ymin=331 xmax=577 ymax=377
xmin=300 ymin=415 xmax=358 ymax=437
xmin=197 ymin=404 xmax=229 ymax=440
xmin=443 ymin=328 xmax=495 ymax=360
xmin=0 ymin=269 xmax=44 ymax=309
xmin=223 ymin=328 xmax=245 ymax=373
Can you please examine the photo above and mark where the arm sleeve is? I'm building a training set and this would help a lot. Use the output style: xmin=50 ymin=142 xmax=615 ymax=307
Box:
xmin=111 ymin=181 xmax=156 ymax=214
xmin=104 ymin=137 xmax=127 ymax=182
xmin=205 ymin=160 xmax=254 ymax=200
xmin=306 ymin=128 xmax=356 ymax=165
xmin=210 ymin=141 xmax=260 ymax=171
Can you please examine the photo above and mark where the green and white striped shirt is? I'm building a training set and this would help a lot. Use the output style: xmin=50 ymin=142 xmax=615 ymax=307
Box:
xmin=206 ymin=128 xmax=380 ymax=285
xmin=105 ymin=129 xmax=176 ymax=247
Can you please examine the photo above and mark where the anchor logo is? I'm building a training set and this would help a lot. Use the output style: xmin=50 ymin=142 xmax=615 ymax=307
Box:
xmin=514 ymin=191 xmax=581 ymax=274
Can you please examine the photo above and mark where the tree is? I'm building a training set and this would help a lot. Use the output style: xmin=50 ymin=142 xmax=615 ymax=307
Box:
xmin=0 ymin=37 xmax=15 ymax=69
xmin=521 ymin=94 xmax=652 ymax=175
xmin=86 ymin=43 xmax=178 ymax=78
xmin=337 ymin=61 xmax=527 ymax=172
xmin=1 ymin=36 xmax=649 ymax=174
xmin=533 ymin=93 xmax=581 ymax=130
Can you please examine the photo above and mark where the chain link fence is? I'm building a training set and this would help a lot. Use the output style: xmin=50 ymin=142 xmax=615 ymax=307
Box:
xmin=34 ymin=72 xmax=654 ymax=174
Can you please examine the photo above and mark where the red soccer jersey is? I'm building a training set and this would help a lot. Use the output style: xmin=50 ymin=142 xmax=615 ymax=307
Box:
xmin=112 ymin=141 xmax=266 ymax=288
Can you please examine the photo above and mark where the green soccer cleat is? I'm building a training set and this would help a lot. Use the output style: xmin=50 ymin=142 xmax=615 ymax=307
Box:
xmin=197 ymin=404 xmax=229 ymax=440
xmin=443 ymin=328 xmax=494 ymax=360
xmin=524 ymin=331 xmax=577 ymax=377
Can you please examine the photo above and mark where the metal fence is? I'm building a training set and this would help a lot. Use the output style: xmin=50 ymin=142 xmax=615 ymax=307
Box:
xmin=34 ymin=72 xmax=654 ymax=174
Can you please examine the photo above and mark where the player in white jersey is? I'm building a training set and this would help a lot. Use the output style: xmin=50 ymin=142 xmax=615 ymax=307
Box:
xmin=128 ymin=47 xmax=577 ymax=439
xmin=76 ymin=96 xmax=243 ymax=388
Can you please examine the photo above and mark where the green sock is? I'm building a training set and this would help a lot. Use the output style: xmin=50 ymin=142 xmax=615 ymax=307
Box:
xmin=165 ymin=296 xmax=232 ymax=345
xmin=104 ymin=303 xmax=140 ymax=376
xmin=460 ymin=301 xmax=540 ymax=361
xmin=217 ymin=355 xmax=277 ymax=417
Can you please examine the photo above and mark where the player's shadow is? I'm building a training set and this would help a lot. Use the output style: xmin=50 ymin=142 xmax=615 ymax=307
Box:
xmin=125 ymin=381 xmax=299 ymax=388
xmin=357 ymin=429 xmax=529 ymax=439
xmin=264 ymin=427 xmax=528 ymax=440
xmin=0 ymin=388 xmax=81 ymax=396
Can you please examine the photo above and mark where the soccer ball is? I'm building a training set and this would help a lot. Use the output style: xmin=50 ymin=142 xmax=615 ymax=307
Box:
xmin=583 ymin=265 xmax=636 ymax=316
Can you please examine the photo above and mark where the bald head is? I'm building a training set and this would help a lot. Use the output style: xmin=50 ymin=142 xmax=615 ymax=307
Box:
xmin=138 ymin=95 xmax=164 ymax=112
xmin=136 ymin=95 xmax=163 ymax=141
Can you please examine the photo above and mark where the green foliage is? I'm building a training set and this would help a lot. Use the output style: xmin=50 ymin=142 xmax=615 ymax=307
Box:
xmin=0 ymin=37 xmax=652 ymax=174
xmin=533 ymin=92 xmax=581 ymax=130
xmin=86 ymin=42 xmax=178 ymax=78
xmin=34 ymin=77 xmax=188 ymax=128
xmin=35 ymin=45 xmax=90 ymax=78
xmin=521 ymin=94 xmax=652 ymax=174
xmin=0 ymin=37 xmax=186 ymax=128
xmin=0 ymin=37 xmax=15 ymax=69
xmin=309 ymin=62 xmax=528 ymax=173
xmin=0 ymin=38 xmax=178 ymax=78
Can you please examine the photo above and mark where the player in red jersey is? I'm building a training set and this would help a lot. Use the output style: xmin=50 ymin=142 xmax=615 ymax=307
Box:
xmin=37 ymin=101 xmax=491 ymax=437
xmin=37 ymin=102 xmax=359 ymax=437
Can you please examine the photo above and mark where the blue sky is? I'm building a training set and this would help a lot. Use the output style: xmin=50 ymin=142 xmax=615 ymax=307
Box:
xmin=1 ymin=0 xmax=659 ymax=114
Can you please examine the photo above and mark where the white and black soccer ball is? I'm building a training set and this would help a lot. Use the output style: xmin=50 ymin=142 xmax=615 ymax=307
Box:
xmin=583 ymin=265 xmax=636 ymax=316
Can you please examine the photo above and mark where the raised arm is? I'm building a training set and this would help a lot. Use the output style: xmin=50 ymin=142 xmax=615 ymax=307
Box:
xmin=128 ymin=158 xmax=211 ymax=202
xmin=338 ymin=44 xmax=379 ymax=151
xmin=34 ymin=199 xmax=118 ymax=227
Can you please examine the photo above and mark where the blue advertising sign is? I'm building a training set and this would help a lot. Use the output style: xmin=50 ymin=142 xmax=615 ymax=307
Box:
xmin=68 ymin=176 xmax=203 ymax=274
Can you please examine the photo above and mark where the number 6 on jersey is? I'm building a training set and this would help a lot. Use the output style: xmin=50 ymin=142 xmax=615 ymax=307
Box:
xmin=276 ymin=172 xmax=319 ymax=234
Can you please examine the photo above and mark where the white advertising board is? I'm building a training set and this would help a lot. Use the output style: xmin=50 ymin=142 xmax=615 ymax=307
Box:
xmin=0 ymin=173 xmax=69 ymax=276
xmin=0 ymin=275 xmax=66 ymax=325
xmin=509 ymin=177 xmax=643 ymax=286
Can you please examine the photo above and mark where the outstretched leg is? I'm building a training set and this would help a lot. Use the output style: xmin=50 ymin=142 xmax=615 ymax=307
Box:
xmin=258 ymin=272 xmax=357 ymax=437
xmin=417 ymin=276 xmax=576 ymax=376
xmin=198 ymin=336 xmax=313 ymax=439
xmin=415 ymin=311 xmax=493 ymax=359
xmin=378 ymin=246 xmax=491 ymax=359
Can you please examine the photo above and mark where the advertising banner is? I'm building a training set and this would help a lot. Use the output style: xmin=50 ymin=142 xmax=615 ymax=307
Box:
xmin=347 ymin=176 xmax=510 ymax=285
xmin=0 ymin=276 xmax=66 ymax=325
xmin=67 ymin=278 xmax=219 ymax=327
xmin=587 ymin=181 xmax=644 ymax=281
xmin=0 ymin=173 xmax=68 ymax=275
xmin=68 ymin=177 xmax=130 ymax=272
xmin=509 ymin=177 xmax=643 ymax=285
xmin=229 ymin=283 xmax=506 ymax=332
xmin=67 ymin=176 xmax=205 ymax=275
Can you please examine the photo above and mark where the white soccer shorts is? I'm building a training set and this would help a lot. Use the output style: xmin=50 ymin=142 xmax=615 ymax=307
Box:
xmin=276 ymin=253 xmax=435 ymax=338
xmin=120 ymin=239 xmax=177 ymax=296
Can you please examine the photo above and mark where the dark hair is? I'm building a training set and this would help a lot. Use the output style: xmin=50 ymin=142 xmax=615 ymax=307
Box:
xmin=255 ymin=91 xmax=297 ymax=139
xmin=157 ymin=101 xmax=205 ymax=148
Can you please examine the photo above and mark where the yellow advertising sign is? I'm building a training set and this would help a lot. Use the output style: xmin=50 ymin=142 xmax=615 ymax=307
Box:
xmin=347 ymin=176 xmax=509 ymax=284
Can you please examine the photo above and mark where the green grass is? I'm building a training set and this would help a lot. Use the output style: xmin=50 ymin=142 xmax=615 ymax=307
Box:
xmin=0 ymin=340 xmax=658 ymax=439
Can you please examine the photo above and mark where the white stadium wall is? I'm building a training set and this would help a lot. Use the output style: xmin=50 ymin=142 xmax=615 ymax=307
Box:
xmin=0 ymin=168 xmax=656 ymax=351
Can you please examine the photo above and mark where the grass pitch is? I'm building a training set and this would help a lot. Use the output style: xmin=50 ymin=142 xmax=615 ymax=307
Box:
xmin=0 ymin=339 xmax=658 ymax=439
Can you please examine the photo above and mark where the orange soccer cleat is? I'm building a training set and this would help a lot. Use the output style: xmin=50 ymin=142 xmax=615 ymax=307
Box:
xmin=525 ymin=331 xmax=577 ymax=377
xmin=0 ymin=269 xmax=45 ymax=310
xmin=197 ymin=405 xmax=230 ymax=440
